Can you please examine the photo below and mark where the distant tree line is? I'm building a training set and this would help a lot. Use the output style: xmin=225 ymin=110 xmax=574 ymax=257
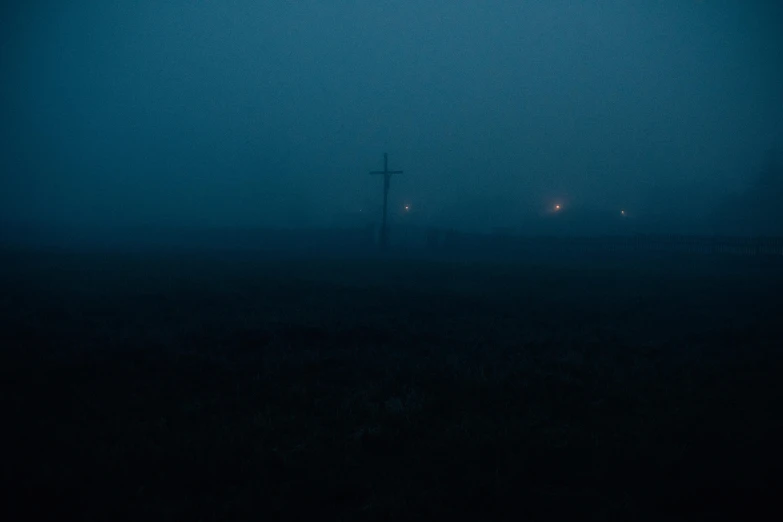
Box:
xmin=712 ymin=151 xmax=783 ymax=236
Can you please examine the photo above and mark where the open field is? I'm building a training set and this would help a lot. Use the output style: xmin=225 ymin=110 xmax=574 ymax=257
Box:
xmin=2 ymin=246 xmax=782 ymax=520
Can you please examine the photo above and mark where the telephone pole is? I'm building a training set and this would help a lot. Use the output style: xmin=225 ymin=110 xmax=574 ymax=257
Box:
xmin=370 ymin=152 xmax=403 ymax=249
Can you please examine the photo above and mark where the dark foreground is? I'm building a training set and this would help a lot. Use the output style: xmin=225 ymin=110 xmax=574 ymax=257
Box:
xmin=2 ymin=247 xmax=782 ymax=521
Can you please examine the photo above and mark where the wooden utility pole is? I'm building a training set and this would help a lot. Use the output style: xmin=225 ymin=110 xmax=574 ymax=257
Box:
xmin=370 ymin=152 xmax=403 ymax=249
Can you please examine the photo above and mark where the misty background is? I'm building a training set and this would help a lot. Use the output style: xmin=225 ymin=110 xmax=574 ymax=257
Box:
xmin=1 ymin=0 xmax=781 ymax=236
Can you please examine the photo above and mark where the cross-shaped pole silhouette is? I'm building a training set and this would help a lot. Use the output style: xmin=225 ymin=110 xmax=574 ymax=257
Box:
xmin=370 ymin=152 xmax=403 ymax=249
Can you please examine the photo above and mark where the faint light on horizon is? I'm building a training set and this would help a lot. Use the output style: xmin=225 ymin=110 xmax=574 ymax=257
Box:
xmin=621 ymin=209 xmax=626 ymax=216
xmin=554 ymin=204 xmax=561 ymax=211
xmin=404 ymin=205 xmax=410 ymax=212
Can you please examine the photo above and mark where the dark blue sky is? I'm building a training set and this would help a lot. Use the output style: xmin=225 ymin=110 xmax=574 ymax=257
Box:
xmin=2 ymin=1 xmax=781 ymax=230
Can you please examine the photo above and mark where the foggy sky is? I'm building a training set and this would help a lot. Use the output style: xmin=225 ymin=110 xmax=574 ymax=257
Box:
xmin=2 ymin=0 xmax=781 ymax=231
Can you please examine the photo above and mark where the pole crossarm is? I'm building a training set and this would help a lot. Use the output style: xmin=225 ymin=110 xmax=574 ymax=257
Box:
xmin=369 ymin=152 xmax=403 ymax=176
xmin=368 ymin=152 xmax=403 ymax=250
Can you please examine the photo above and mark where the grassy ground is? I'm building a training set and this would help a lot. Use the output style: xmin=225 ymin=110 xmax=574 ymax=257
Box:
xmin=2 ymin=247 xmax=782 ymax=520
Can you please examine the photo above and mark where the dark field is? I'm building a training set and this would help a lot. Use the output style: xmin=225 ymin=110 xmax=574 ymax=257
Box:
xmin=2 ymin=247 xmax=782 ymax=521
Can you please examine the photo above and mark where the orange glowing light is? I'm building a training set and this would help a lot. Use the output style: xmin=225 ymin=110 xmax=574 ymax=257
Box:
xmin=554 ymin=204 xmax=561 ymax=211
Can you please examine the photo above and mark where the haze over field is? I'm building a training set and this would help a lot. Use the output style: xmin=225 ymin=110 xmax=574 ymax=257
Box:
xmin=1 ymin=0 xmax=781 ymax=235
xmin=3 ymin=4 xmax=783 ymax=519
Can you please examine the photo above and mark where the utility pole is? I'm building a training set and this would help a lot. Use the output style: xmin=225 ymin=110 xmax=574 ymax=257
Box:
xmin=370 ymin=152 xmax=403 ymax=249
